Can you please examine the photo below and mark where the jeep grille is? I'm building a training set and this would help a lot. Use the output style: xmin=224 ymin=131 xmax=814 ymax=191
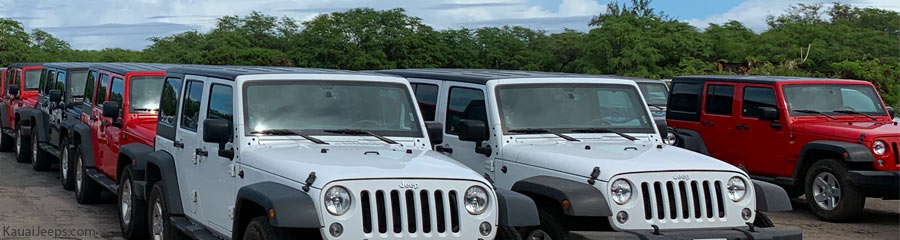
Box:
xmin=640 ymin=180 xmax=725 ymax=221
xmin=360 ymin=189 xmax=461 ymax=235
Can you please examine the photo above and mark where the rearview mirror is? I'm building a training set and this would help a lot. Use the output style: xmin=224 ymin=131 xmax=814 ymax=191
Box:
xmin=887 ymin=107 xmax=895 ymax=119
xmin=49 ymin=89 xmax=62 ymax=102
xmin=758 ymin=107 xmax=779 ymax=121
xmin=102 ymin=101 xmax=120 ymax=118
xmin=457 ymin=119 xmax=488 ymax=142
xmin=425 ymin=121 xmax=443 ymax=145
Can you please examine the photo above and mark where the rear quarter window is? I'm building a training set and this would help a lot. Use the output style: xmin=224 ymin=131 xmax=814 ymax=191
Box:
xmin=667 ymin=82 xmax=702 ymax=122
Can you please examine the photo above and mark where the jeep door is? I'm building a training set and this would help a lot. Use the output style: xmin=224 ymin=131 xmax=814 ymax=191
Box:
xmin=173 ymin=78 xmax=205 ymax=217
xmin=49 ymin=71 xmax=67 ymax=146
xmin=90 ymin=73 xmax=111 ymax=174
xmin=196 ymin=78 xmax=236 ymax=233
xmin=99 ymin=76 xmax=125 ymax=178
xmin=36 ymin=69 xmax=55 ymax=144
xmin=437 ymin=82 xmax=493 ymax=174
xmin=734 ymin=84 xmax=787 ymax=176
xmin=699 ymin=82 xmax=738 ymax=163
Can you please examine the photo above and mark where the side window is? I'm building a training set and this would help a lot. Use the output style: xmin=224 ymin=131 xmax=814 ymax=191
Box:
xmin=157 ymin=77 xmax=185 ymax=140
xmin=39 ymin=69 xmax=48 ymax=93
xmin=668 ymin=82 xmax=702 ymax=121
xmin=446 ymin=87 xmax=486 ymax=134
xmin=10 ymin=69 xmax=19 ymax=85
xmin=95 ymin=74 xmax=110 ymax=105
xmin=24 ymin=70 xmax=41 ymax=90
xmin=55 ymin=72 xmax=66 ymax=91
xmin=742 ymin=87 xmax=776 ymax=118
xmin=109 ymin=78 xmax=125 ymax=105
xmin=83 ymin=71 xmax=97 ymax=106
xmin=207 ymin=84 xmax=234 ymax=142
xmin=180 ymin=80 xmax=204 ymax=132
xmin=704 ymin=85 xmax=734 ymax=116
xmin=42 ymin=70 xmax=56 ymax=94
xmin=413 ymin=83 xmax=439 ymax=121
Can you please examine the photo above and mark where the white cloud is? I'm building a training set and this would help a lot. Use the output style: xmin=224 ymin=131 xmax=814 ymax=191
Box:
xmin=687 ymin=0 xmax=900 ymax=32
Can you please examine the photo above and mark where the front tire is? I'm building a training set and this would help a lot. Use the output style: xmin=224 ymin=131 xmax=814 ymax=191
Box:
xmin=0 ymin=127 xmax=13 ymax=151
xmin=15 ymin=124 xmax=31 ymax=163
xmin=753 ymin=211 xmax=775 ymax=228
xmin=243 ymin=216 xmax=292 ymax=240
xmin=149 ymin=182 xmax=184 ymax=240
xmin=75 ymin=150 xmax=102 ymax=204
xmin=519 ymin=208 xmax=568 ymax=240
xmin=804 ymin=159 xmax=865 ymax=222
xmin=31 ymin=130 xmax=51 ymax=171
xmin=60 ymin=138 xmax=75 ymax=190
xmin=119 ymin=166 xmax=148 ymax=239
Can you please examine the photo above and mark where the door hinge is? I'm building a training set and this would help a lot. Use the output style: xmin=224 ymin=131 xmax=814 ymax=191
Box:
xmin=192 ymin=153 xmax=199 ymax=165
xmin=192 ymin=191 xmax=198 ymax=203
xmin=229 ymin=164 xmax=236 ymax=177
xmin=228 ymin=206 xmax=235 ymax=219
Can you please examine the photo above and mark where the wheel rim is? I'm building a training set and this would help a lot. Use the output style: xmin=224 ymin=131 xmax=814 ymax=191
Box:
xmin=121 ymin=180 xmax=133 ymax=225
xmin=61 ymin=147 xmax=69 ymax=181
xmin=15 ymin=128 xmax=21 ymax=155
xmin=527 ymin=230 xmax=552 ymax=240
xmin=75 ymin=156 xmax=83 ymax=193
xmin=812 ymin=172 xmax=841 ymax=211
xmin=31 ymin=134 xmax=38 ymax=166
xmin=152 ymin=199 xmax=164 ymax=240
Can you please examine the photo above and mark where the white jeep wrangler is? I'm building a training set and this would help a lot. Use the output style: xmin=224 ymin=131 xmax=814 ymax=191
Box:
xmin=378 ymin=69 xmax=802 ymax=240
xmin=126 ymin=66 xmax=537 ymax=240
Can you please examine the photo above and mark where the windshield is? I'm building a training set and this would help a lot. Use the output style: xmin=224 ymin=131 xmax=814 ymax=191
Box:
xmin=245 ymin=81 xmax=422 ymax=137
xmin=497 ymin=84 xmax=654 ymax=134
xmin=784 ymin=84 xmax=887 ymax=116
xmin=68 ymin=71 xmax=88 ymax=97
xmin=25 ymin=70 xmax=41 ymax=90
xmin=637 ymin=82 xmax=668 ymax=106
xmin=129 ymin=76 xmax=165 ymax=112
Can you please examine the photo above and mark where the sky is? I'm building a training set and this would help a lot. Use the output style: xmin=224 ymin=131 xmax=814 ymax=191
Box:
xmin=1 ymin=0 xmax=898 ymax=50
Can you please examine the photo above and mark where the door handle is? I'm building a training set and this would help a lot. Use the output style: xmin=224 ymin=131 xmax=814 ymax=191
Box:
xmin=173 ymin=140 xmax=184 ymax=148
xmin=701 ymin=122 xmax=714 ymax=126
xmin=435 ymin=145 xmax=453 ymax=154
xmin=736 ymin=125 xmax=750 ymax=130
xmin=195 ymin=148 xmax=208 ymax=157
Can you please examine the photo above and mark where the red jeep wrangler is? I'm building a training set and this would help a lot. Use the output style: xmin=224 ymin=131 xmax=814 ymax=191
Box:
xmin=1 ymin=63 xmax=43 ymax=162
xmin=69 ymin=63 xmax=173 ymax=239
xmin=666 ymin=75 xmax=898 ymax=222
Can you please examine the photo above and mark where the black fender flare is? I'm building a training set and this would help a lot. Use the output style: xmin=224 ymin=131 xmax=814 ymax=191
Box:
xmin=28 ymin=109 xmax=48 ymax=142
xmin=752 ymin=180 xmax=792 ymax=212
xmin=119 ymin=143 xmax=154 ymax=178
xmin=71 ymin=122 xmax=96 ymax=168
xmin=511 ymin=176 xmax=612 ymax=217
xmin=14 ymin=107 xmax=32 ymax=127
xmin=143 ymin=150 xmax=184 ymax=215
xmin=495 ymin=188 xmax=540 ymax=227
xmin=59 ymin=118 xmax=79 ymax=141
xmin=793 ymin=140 xmax=875 ymax=181
xmin=670 ymin=127 xmax=709 ymax=155
xmin=235 ymin=182 xmax=321 ymax=229
xmin=0 ymin=102 xmax=9 ymax=129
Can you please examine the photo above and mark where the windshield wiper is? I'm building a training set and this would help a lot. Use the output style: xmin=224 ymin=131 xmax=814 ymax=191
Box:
xmin=131 ymin=108 xmax=159 ymax=112
xmin=508 ymin=128 xmax=579 ymax=141
xmin=570 ymin=128 xmax=638 ymax=141
xmin=324 ymin=129 xmax=398 ymax=144
xmin=832 ymin=110 xmax=877 ymax=121
xmin=793 ymin=109 xmax=838 ymax=120
xmin=251 ymin=129 xmax=328 ymax=144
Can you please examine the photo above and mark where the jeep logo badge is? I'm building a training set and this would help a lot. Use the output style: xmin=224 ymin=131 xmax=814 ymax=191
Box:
xmin=673 ymin=174 xmax=690 ymax=181
xmin=399 ymin=182 xmax=419 ymax=189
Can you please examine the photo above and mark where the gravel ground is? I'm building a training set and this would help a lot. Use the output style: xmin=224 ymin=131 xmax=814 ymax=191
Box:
xmin=0 ymin=149 xmax=898 ymax=240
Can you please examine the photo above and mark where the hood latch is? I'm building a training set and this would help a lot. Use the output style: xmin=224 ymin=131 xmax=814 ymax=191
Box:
xmin=587 ymin=167 xmax=600 ymax=185
xmin=302 ymin=172 xmax=316 ymax=192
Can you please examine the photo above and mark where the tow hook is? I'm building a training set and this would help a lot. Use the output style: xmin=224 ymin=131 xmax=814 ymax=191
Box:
xmin=651 ymin=225 xmax=660 ymax=235
xmin=587 ymin=167 xmax=600 ymax=185
xmin=302 ymin=172 xmax=316 ymax=192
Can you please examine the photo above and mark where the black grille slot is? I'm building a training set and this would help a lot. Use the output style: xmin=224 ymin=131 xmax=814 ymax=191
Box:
xmin=714 ymin=181 xmax=725 ymax=218
xmin=405 ymin=190 xmax=416 ymax=233
xmin=376 ymin=190 xmax=387 ymax=233
xmin=435 ymin=190 xmax=446 ymax=233
xmin=678 ymin=181 xmax=689 ymax=219
xmin=691 ymin=181 xmax=701 ymax=218
xmin=420 ymin=190 xmax=431 ymax=233
xmin=653 ymin=182 xmax=665 ymax=219
xmin=362 ymin=191 xmax=372 ymax=233
xmin=703 ymin=181 xmax=713 ymax=218
xmin=892 ymin=142 xmax=899 ymax=165
xmin=449 ymin=191 xmax=460 ymax=232
xmin=666 ymin=182 xmax=677 ymax=219
xmin=642 ymin=182 xmax=652 ymax=220
xmin=390 ymin=190 xmax=402 ymax=233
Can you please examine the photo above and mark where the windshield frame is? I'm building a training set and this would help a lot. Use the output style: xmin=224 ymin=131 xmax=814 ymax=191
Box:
xmin=241 ymin=80 xmax=424 ymax=138
xmin=495 ymin=83 xmax=656 ymax=135
xmin=782 ymin=83 xmax=888 ymax=117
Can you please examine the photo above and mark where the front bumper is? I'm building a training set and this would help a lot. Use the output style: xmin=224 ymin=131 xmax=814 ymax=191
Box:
xmin=848 ymin=170 xmax=900 ymax=199
xmin=571 ymin=226 xmax=802 ymax=240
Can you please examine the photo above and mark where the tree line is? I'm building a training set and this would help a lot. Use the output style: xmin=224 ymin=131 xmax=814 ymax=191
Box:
xmin=0 ymin=1 xmax=898 ymax=108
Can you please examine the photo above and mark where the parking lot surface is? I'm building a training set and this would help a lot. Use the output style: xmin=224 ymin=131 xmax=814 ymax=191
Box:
xmin=0 ymin=151 xmax=897 ymax=240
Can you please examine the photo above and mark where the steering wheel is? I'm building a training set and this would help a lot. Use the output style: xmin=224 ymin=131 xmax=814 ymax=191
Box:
xmin=351 ymin=120 xmax=383 ymax=128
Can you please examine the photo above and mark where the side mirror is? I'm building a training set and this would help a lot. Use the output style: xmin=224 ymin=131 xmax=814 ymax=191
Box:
xmin=758 ymin=107 xmax=779 ymax=121
xmin=425 ymin=121 xmax=443 ymax=145
xmin=102 ymin=101 xmax=120 ymax=118
xmin=887 ymin=107 xmax=895 ymax=119
xmin=203 ymin=118 xmax=231 ymax=146
xmin=49 ymin=89 xmax=62 ymax=102
xmin=7 ymin=85 xmax=18 ymax=96
xmin=457 ymin=119 xmax=488 ymax=142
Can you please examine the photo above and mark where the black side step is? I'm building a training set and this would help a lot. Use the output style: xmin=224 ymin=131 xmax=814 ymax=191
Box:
xmin=38 ymin=142 xmax=62 ymax=159
xmin=170 ymin=216 xmax=220 ymax=240
xmin=84 ymin=168 xmax=118 ymax=194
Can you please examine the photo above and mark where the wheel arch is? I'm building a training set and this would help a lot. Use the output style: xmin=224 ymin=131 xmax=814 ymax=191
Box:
xmin=511 ymin=176 xmax=612 ymax=217
xmin=142 ymin=150 xmax=184 ymax=216
xmin=793 ymin=140 xmax=875 ymax=185
xmin=233 ymin=182 xmax=322 ymax=239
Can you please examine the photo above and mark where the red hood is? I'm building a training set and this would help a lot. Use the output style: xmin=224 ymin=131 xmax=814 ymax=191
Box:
xmin=124 ymin=115 xmax=158 ymax=146
xmin=792 ymin=119 xmax=900 ymax=141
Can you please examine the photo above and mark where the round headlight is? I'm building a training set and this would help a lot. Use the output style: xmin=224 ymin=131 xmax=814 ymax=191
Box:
xmin=325 ymin=186 xmax=351 ymax=216
xmin=873 ymin=140 xmax=887 ymax=156
xmin=726 ymin=177 xmax=747 ymax=202
xmin=610 ymin=179 xmax=633 ymax=205
xmin=664 ymin=131 xmax=677 ymax=146
xmin=465 ymin=186 xmax=489 ymax=215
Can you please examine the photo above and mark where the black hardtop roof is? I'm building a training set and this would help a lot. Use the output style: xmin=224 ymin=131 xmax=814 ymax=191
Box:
xmin=43 ymin=62 xmax=92 ymax=70
xmin=168 ymin=65 xmax=373 ymax=80
xmin=376 ymin=69 xmax=611 ymax=85
xmin=9 ymin=62 xmax=44 ymax=68
xmin=673 ymin=75 xmax=865 ymax=84
xmin=90 ymin=63 xmax=180 ymax=75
